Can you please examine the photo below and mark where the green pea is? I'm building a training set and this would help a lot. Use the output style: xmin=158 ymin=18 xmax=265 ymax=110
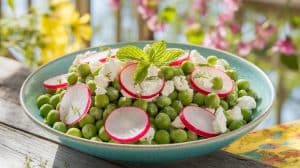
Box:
xmin=193 ymin=92 xmax=205 ymax=106
xmin=118 ymin=97 xmax=132 ymax=107
xmin=172 ymin=67 xmax=184 ymax=76
xmin=40 ymin=104 xmax=54 ymax=118
xmin=238 ymin=89 xmax=248 ymax=97
xmin=47 ymin=89 xmax=56 ymax=95
xmin=178 ymin=90 xmax=193 ymax=106
xmin=204 ymin=93 xmax=220 ymax=108
xmin=241 ymin=109 xmax=252 ymax=122
xmin=106 ymin=87 xmax=119 ymax=101
xmin=150 ymin=118 xmax=157 ymax=130
xmin=36 ymin=94 xmax=50 ymax=107
xmin=229 ymin=120 xmax=246 ymax=131
xmin=187 ymin=130 xmax=198 ymax=141
xmin=68 ymin=64 xmax=78 ymax=73
xmin=225 ymin=69 xmax=238 ymax=81
xmin=161 ymin=106 xmax=177 ymax=120
xmin=220 ymin=100 xmax=229 ymax=110
xmin=56 ymin=88 xmax=64 ymax=94
xmin=85 ymin=75 xmax=94 ymax=84
xmin=66 ymin=128 xmax=82 ymax=138
xmin=99 ymin=127 xmax=111 ymax=142
xmin=92 ymin=68 xmax=100 ymax=77
xmin=168 ymin=91 xmax=178 ymax=101
xmin=247 ymin=89 xmax=258 ymax=99
xmin=154 ymin=130 xmax=170 ymax=144
xmin=171 ymin=100 xmax=183 ymax=113
xmin=53 ymin=122 xmax=67 ymax=133
xmin=78 ymin=63 xmax=91 ymax=77
xmin=181 ymin=61 xmax=195 ymax=75
xmin=68 ymin=123 xmax=79 ymax=129
xmin=155 ymin=113 xmax=171 ymax=129
xmin=56 ymin=103 xmax=60 ymax=111
xmin=46 ymin=110 xmax=59 ymax=126
xmin=226 ymin=91 xmax=238 ymax=106
xmin=49 ymin=94 xmax=60 ymax=108
xmin=95 ymin=94 xmax=109 ymax=108
xmin=112 ymin=79 xmax=120 ymax=90
xmin=89 ymin=107 xmax=102 ymax=120
xmin=82 ymin=124 xmax=97 ymax=139
xmin=79 ymin=114 xmax=95 ymax=128
xmin=91 ymin=96 xmax=95 ymax=107
xmin=211 ymin=77 xmax=223 ymax=90
xmin=170 ymin=129 xmax=188 ymax=143
xmin=67 ymin=72 xmax=78 ymax=85
xmin=43 ymin=118 xmax=51 ymax=125
xmin=133 ymin=99 xmax=148 ymax=111
xmin=103 ymin=104 xmax=117 ymax=119
xmin=237 ymin=79 xmax=250 ymax=90
xmin=87 ymin=80 xmax=97 ymax=92
xmin=95 ymin=120 xmax=104 ymax=130
xmin=156 ymin=96 xmax=172 ymax=108
xmin=147 ymin=103 xmax=158 ymax=117
xmin=90 ymin=136 xmax=102 ymax=141
xmin=207 ymin=56 xmax=218 ymax=65
xmin=224 ymin=111 xmax=233 ymax=126
xmin=160 ymin=66 xmax=175 ymax=80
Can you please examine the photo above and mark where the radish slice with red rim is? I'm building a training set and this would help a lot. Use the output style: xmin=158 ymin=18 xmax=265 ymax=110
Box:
xmin=43 ymin=74 xmax=68 ymax=90
xmin=59 ymin=84 xmax=91 ymax=125
xmin=179 ymin=106 xmax=218 ymax=138
xmin=121 ymin=89 xmax=159 ymax=102
xmin=190 ymin=66 xmax=234 ymax=97
xmin=80 ymin=48 xmax=119 ymax=64
xmin=169 ymin=51 xmax=190 ymax=66
xmin=104 ymin=107 xmax=150 ymax=143
xmin=119 ymin=63 xmax=165 ymax=99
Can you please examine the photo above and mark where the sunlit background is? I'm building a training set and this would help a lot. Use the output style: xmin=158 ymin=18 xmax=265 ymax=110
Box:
xmin=0 ymin=0 xmax=299 ymax=128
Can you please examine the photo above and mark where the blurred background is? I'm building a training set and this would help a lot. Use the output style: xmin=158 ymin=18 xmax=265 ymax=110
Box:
xmin=0 ymin=0 xmax=299 ymax=128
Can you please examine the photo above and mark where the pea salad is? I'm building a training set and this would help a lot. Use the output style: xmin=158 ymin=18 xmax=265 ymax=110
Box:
xmin=36 ymin=41 xmax=258 ymax=144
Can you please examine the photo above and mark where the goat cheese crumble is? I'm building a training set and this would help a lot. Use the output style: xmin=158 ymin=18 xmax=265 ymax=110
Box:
xmin=212 ymin=107 xmax=227 ymax=133
xmin=237 ymin=96 xmax=256 ymax=110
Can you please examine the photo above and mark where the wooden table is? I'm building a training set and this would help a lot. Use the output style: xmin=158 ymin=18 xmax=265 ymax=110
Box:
xmin=0 ymin=57 xmax=272 ymax=168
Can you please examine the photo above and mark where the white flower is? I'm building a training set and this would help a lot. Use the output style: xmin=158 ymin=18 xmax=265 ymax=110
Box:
xmin=161 ymin=80 xmax=175 ymax=96
xmin=95 ymin=87 xmax=107 ymax=95
xmin=227 ymin=106 xmax=243 ymax=120
xmin=89 ymin=61 xmax=102 ymax=74
xmin=147 ymin=65 xmax=160 ymax=77
xmin=237 ymin=96 xmax=256 ymax=110
xmin=94 ymin=74 xmax=110 ymax=89
xmin=212 ymin=107 xmax=227 ymax=133
xmin=98 ymin=59 xmax=123 ymax=81
xmin=140 ymin=127 xmax=155 ymax=143
xmin=171 ymin=117 xmax=185 ymax=128
xmin=173 ymin=76 xmax=190 ymax=91
xmin=190 ymin=50 xmax=207 ymax=65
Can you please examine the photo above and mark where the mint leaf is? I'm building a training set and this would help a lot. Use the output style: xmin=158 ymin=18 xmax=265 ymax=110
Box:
xmin=149 ymin=40 xmax=167 ymax=61
xmin=116 ymin=45 xmax=148 ymax=62
xmin=153 ymin=49 xmax=184 ymax=66
xmin=133 ymin=62 xmax=150 ymax=84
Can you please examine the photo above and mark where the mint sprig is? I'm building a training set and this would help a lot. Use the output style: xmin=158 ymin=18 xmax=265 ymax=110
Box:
xmin=116 ymin=41 xmax=184 ymax=83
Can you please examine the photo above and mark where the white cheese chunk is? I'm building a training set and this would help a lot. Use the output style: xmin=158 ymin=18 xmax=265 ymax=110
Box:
xmin=140 ymin=127 xmax=155 ymax=143
xmin=212 ymin=107 xmax=227 ymax=133
xmin=171 ymin=116 xmax=185 ymax=128
xmin=227 ymin=106 xmax=243 ymax=120
xmin=161 ymin=80 xmax=175 ymax=96
xmin=98 ymin=59 xmax=123 ymax=81
xmin=237 ymin=96 xmax=256 ymax=110
xmin=173 ymin=76 xmax=190 ymax=91
xmin=190 ymin=50 xmax=207 ymax=64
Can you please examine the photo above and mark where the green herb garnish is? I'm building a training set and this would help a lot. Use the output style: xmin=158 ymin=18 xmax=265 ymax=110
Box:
xmin=116 ymin=41 xmax=184 ymax=83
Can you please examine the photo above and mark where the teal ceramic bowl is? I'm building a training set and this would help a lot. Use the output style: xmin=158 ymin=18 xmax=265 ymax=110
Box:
xmin=20 ymin=42 xmax=274 ymax=163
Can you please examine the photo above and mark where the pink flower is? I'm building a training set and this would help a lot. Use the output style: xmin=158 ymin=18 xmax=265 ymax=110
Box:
xmin=147 ymin=15 xmax=165 ymax=31
xmin=108 ymin=0 xmax=121 ymax=10
xmin=230 ymin=23 xmax=241 ymax=33
xmin=138 ymin=6 xmax=155 ymax=19
xmin=217 ymin=0 xmax=240 ymax=26
xmin=237 ymin=42 xmax=252 ymax=56
xmin=273 ymin=37 xmax=297 ymax=55
xmin=251 ymin=38 xmax=267 ymax=50
xmin=256 ymin=22 xmax=276 ymax=39
xmin=224 ymin=0 xmax=240 ymax=12
xmin=136 ymin=0 xmax=159 ymax=19
xmin=203 ymin=27 xmax=228 ymax=50
xmin=193 ymin=0 xmax=208 ymax=16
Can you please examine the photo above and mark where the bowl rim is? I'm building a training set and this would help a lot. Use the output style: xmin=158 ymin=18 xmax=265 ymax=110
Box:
xmin=20 ymin=41 xmax=275 ymax=149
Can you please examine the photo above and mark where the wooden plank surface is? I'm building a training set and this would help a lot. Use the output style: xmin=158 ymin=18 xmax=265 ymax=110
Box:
xmin=0 ymin=57 xmax=272 ymax=167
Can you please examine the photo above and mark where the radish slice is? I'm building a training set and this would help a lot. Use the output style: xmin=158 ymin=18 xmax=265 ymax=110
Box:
xmin=179 ymin=106 xmax=218 ymax=138
xmin=169 ymin=51 xmax=190 ymax=66
xmin=80 ymin=48 xmax=119 ymax=64
xmin=190 ymin=66 xmax=234 ymax=97
xmin=43 ymin=74 xmax=68 ymax=90
xmin=121 ymin=89 xmax=159 ymax=102
xmin=59 ymin=84 xmax=91 ymax=125
xmin=104 ymin=107 xmax=150 ymax=143
xmin=119 ymin=63 xmax=165 ymax=99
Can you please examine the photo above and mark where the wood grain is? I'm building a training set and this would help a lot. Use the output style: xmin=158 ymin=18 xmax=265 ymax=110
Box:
xmin=0 ymin=57 xmax=272 ymax=167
